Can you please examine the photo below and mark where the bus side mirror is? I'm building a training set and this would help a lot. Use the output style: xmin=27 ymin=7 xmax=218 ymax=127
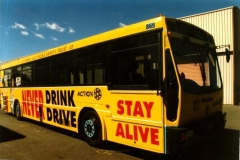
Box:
xmin=226 ymin=48 xmax=230 ymax=63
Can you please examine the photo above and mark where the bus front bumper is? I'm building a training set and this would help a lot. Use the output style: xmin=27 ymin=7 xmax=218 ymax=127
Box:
xmin=165 ymin=112 xmax=226 ymax=154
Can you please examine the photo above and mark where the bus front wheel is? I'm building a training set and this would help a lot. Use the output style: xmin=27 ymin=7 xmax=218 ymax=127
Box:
xmin=81 ymin=110 xmax=102 ymax=147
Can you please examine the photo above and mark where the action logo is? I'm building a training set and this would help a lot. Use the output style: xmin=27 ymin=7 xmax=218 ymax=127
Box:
xmin=94 ymin=88 xmax=102 ymax=100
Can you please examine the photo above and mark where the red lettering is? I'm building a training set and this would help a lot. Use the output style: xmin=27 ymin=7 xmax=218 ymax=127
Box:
xmin=22 ymin=90 xmax=45 ymax=119
xmin=22 ymin=90 xmax=27 ymax=115
xmin=116 ymin=100 xmax=154 ymax=118
xmin=133 ymin=125 xmax=138 ymax=141
xmin=115 ymin=123 xmax=125 ymax=138
xmin=35 ymin=106 xmax=40 ymax=118
xmin=35 ymin=90 xmax=39 ymax=118
xmin=138 ymin=126 xmax=149 ymax=143
xmin=133 ymin=101 xmax=144 ymax=117
xmin=38 ymin=90 xmax=45 ymax=119
xmin=35 ymin=90 xmax=45 ymax=119
xmin=143 ymin=102 xmax=154 ymax=118
xmin=150 ymin=128 xmax=159 ymax=145
xmin=5 ymin=96 xmax=8 ymax=112
xmin=26 ymin=90 xmax=31 ymax=115
xmin=115 ymin=123 xmax=160 ymax=145
xmin=125 ymin=124 xmax=133 ymax=139
xmin=117 ymin=100 xmax=124 ymax=115
xmin=125 ymin=100 xmax=132 ymax=116
xmin=116 ymin=123 xmax=159 ymax=145
xmin=30 ymin=90 xmax=36 ymax=117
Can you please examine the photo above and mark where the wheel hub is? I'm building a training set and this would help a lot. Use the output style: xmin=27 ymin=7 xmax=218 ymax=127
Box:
xmin=84 ymin=119 xmax=95 ymax=137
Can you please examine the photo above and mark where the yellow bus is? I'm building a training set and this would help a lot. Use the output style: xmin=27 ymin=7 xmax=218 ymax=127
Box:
xmin=0 ymin=15 xmax=226 ymax=154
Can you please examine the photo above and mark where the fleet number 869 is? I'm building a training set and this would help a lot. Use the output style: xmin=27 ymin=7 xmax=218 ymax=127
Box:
xmin=146 ymin=22 xmax=155 ymax=30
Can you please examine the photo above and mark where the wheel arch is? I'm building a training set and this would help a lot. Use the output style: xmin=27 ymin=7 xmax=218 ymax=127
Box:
xmin=77 ymin=106 xmax=107 ymax=141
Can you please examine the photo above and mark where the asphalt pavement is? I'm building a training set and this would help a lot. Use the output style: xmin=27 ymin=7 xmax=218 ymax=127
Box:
xmin=0 ymin=105 xmax=239 ymax=160
xmin=223 ymin=105 xmax=240 ymax=130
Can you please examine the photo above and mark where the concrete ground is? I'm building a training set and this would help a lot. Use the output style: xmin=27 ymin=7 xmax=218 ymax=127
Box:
xmin=223 ymin=105 xmax=240 ymax=130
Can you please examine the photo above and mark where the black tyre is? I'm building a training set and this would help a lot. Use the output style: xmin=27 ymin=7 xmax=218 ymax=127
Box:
xmin=15 ymin=101 xmax=22 ymax=120
xmin=81 ymin=110 xmax=102 ymax=147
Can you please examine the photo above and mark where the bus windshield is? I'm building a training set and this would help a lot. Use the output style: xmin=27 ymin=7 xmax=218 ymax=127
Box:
xmin=170 ymin=37 xmax=222 ymax=94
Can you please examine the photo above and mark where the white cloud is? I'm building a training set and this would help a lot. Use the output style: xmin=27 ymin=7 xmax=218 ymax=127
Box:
xmin=51 ymin=37 xmax=58 ymax=41
xmin=68 ymin=27 xmax=75 ymax=33
xmin=32 ymin=31 xmax=44 ymax=39
xmin=33 ymin=22 xmax=41 ymax=30
xmin=21 ymin=31 xmax=29 ymax=36
xmin=119 ymin=22 xmax=126 ymax=27
xmin=11 ymin=22 xmax=27 ymax=29
xmin=34 ymin=22 xmax=75 ymax=33
xmin=45 ymin=22 xmax=65 ymax=32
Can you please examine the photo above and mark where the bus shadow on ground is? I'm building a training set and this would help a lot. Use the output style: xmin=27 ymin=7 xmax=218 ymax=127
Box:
xmin=21 ymin=118 xmax=239 ymax=160
xmin=23 ymin=118 xmax=80 ymax=139
xmin=0 ymin=125 xmax=26 ymax=143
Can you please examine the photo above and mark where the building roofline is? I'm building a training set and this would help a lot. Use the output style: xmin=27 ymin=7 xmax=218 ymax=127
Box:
xmin=179 ymin=6 xmax=238 ymax=19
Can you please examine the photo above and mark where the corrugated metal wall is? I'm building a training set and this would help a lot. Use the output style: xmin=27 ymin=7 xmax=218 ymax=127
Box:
xmin=178 ymin=7 xmax=235 ymax=104
xmin=218 ymin=54 xmax=234 ymax=104
xmin=233 ymin=8 xmax=240 ymax=105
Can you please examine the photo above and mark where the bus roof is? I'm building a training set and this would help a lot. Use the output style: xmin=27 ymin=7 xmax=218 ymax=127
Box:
xmin=0 ymin=16 xmax=167 ymax=70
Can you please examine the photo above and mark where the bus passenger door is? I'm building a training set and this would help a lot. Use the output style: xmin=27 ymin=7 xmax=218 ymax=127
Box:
xmin=108 ymin=29 xmax=164 ymax=153
xmin=109 ymin=90 xmax=164 ymax=153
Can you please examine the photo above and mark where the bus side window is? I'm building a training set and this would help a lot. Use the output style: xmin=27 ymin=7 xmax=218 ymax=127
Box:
xmin=16 ymin=77 xmax=21 ymax=86
xmin=22 ymin=64 xmax=32 ymax=86
xmin=114 ymin=60 xmax=131 ymax=85
xmin=79 ymin=71 xmax=84 ymax=84
xmin=6 ymin=75 xmax=11 ymax=87
xmin=4 ymin=69 xmax=12 ymax=87
xmin=11 ymin=77 xmax=15 ymax=87
xmin=129 ymin=61 xmax=144 ymax=85
xmin=12 ymin=66 xmax=22 ymax=87
xmin=145 ymin=68 xmax=159 ymax=89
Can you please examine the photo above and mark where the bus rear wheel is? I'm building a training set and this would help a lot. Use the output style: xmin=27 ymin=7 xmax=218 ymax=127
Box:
xmin=81 ymin=110 xmax=102 ymax=147
xmin=14 ymin=101 xmax=22 ymax=120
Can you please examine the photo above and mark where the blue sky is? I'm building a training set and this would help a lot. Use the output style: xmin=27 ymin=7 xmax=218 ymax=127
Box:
xmin=0 ymin=0 xmax=239 ymax=63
